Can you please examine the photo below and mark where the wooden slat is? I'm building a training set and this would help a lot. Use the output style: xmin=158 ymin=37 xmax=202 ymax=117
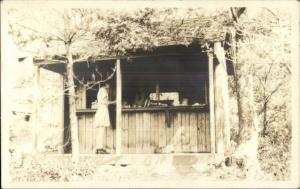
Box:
xmin=206 ymin=112 xmax=211 ymax=152
xmin=196 ymin=112 xmax=200 ymax=152
xmin=158 ymin=112 xmax=166 ymax=149
xmin=140 ymin=113 xmax=144 ymax=153
xmin=165 ymin=112 xmax=173 ymax=148
xmin=143 ymin=112 xmax=151 ymax=153
xmin=154 ymin=112 xmax=160 ymax=152
xmin=91 ymin=116 xmax=96 ymax=154
xmin=85 ymin=115 xmax=93 ymax=153
xmin=197 ymin=112 xmax=203 ymax=152
xmin=173 ymin=112 xmax=181 ymax=153
xmin=78 ymin=115 xmax=84 ymax=153
xmin=122 ymin=113 xmax=129 ymax=153
xmin=190 ymin=112 xmax=198 ymax=152
xmin=208 ymin=52 xmax=215 ymax=154
xmin=181 ymin=112 xmax=188 ymax=152
xmin=84 ymin=115 xmax=88 ymax=153
xmin=128 ymin=113 xmax=136 ymax=153
xmin=150 ymin=112 xmax=156 ymax=153
xmin=113 ymin=124 xmax=116 ymax=153
xmin=135 ymin=113 xmax=142 ymax=153
xmin=203 ymin=112 xmax=207 ymax=152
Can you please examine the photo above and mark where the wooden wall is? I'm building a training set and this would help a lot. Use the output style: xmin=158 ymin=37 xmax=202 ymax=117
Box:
xmin=121 ymin=110 xmax=210 ymax=154
xmin=75 ymin=85 xmax=86 ymax=109
xmin=77 ymin=109 xmax=210 ymax=154
xmin=77 ymin=113 xmax=115 ymax=154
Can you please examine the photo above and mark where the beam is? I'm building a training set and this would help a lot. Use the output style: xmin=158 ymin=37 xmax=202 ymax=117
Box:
xmin=208 ymin=52 xmax=215 ymax=154
xmin=214 ymin=42 xmax=230 ymax=155
xmin=60 ymin=74 xmax=65 ymax=154
xmin=116 ymin=59 xmax=122 ymax=155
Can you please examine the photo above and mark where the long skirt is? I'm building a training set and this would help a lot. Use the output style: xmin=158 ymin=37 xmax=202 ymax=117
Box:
xmin=94 ymin=105 xmax=111 ymax=127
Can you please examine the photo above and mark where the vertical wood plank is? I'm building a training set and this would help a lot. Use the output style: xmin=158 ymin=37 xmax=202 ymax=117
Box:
xmin=150 ymin=112 xmax=156 ymax=153
xmin=206 ymin=112 xmax=211 ymax=152
xmin=165 ymin=112 xmax=173 ymax=148
xmin=181 ymin=112 xmax=188 ymax=152
xmin=198 ymin=112 xmax=204 ymax=152
xmin=140 ymin=112 xmax=144 ymax=153
xmin=121 ymin=113 xmax=125 ymax=153
xmin=113 ymin=123 xmax=116 ymax=153
xmin=91 ymin=114 xmax=95 ymax=153
xmin=173 ymin=112 xmax=181 ymax=153
xmin=190 ymin=112 xmax=198 ymax=153
xmin=186 ymin=112 xmax=191 ymax=152
xmin=83 ymin=115 xmax=88 ymax=153
xmin=143 ymin=112 xmax=151 ymax=153
xmin=208 ymin=52 xmax=215 ymax=154
xmin=196 ymin=112 xmax=200 ymax=152
xmin=78 ymin=115 xmax=83 ymax=153
xmin=116 ymin=59 xmax=122 ymax=154
xmin=158 ymin=112 xmax=166 ymax=149
xmin=203 ymin=112 xmax=207 ymax=152
xmin=122 ymin=113 xmax=129 ymax=153
xmin=135 ymin=113 xmax=140 ymax=153
xmin=131 ymin=113 xmax=137 ymax=154
xmin=154 ymin=113 xmax=160 ymax=152
xmin=88 ymin=114 xmax=94 ymax=153
xmin=127 ymin=113 xmax=132 ymax=153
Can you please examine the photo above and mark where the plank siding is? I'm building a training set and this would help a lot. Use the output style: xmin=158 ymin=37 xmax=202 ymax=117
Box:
xmin=150 ymin=113 xmax=156 ymax=152
xmin=143 ymin=112 xmax=151 ymax=153
xmin=77 ymin=109 xmax=210 ymax=154
xmin=190 ymin=112 xmax=198 ymax=153
xmin=174 ymin=112 xmax=181 ymax=153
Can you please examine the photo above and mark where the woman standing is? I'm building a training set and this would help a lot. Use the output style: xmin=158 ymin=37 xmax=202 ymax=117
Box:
xmin=94 ymin=83 xmax=115 ymax=154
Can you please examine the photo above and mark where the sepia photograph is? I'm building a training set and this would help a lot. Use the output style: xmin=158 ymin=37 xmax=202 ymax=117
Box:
xmin=1 ymin=0 xmax=299 ymax=188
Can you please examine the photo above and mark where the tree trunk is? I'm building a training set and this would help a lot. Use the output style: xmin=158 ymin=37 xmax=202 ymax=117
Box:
xmin=65 ymin=43 xmax=80 ymax=163
xmin=234 ymin=72 xmax=260 ymax=179
xmin=229 ymin=7 xmax=261 ymax=179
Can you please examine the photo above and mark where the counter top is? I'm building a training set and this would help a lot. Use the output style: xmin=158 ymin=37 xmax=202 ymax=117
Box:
xmin=76 ymin=105 xmax=209 ymax=114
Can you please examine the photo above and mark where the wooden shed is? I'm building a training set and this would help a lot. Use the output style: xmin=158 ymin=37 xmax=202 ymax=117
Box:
xmin=34 ymin=40 xmax=232 ymax=155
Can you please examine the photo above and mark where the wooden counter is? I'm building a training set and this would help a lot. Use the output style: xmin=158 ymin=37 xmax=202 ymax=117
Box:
xmin=76 ymin=105 xmax=209 ymax=114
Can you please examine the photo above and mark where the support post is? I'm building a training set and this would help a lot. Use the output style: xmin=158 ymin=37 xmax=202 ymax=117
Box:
xmin=214 ymin=42 xmax=230 ymax=156
xmin=208 ymin=52 xmax=215 ymax=154
xmin=116 ymin=59 xmax=122 ymax=155
xmin=33 ymin=66 xmax=40 ymax=154
xmin=60 ymin=74 xmax=65 ymax=154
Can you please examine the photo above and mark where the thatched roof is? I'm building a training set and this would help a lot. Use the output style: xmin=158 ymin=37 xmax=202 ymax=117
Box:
xmin=16 ymin=8 xmax=234 ymax=64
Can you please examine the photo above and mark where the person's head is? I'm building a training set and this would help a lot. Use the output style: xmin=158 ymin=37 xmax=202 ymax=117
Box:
xmin=100 ymin=82 xmax=110 ymax=89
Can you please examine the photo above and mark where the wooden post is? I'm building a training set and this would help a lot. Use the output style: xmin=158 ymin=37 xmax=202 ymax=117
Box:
xmin=208 ymin=52 xmax=215 ymax=154
xmin=116 ymin=59 xmax=122 ymax=155
xmin=33 ymin=66 xmax=40 ymax=154
xmin=60 ymin=74 xmax=65 ymax=154
xmin=214 ymin=42 xmax=230 ymax=156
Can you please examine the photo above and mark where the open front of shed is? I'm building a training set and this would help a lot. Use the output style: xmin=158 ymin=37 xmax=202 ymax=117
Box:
xmin=33 ymin=37 xmax=233 ymax=159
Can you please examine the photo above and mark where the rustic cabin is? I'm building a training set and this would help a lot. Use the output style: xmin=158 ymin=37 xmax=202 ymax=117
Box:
xmin=34 ymin=41 xmax=232 ymax=156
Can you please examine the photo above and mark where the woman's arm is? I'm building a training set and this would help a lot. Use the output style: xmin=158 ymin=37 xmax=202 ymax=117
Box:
xmin=108 ymin=100 xmax=116 ymax=105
